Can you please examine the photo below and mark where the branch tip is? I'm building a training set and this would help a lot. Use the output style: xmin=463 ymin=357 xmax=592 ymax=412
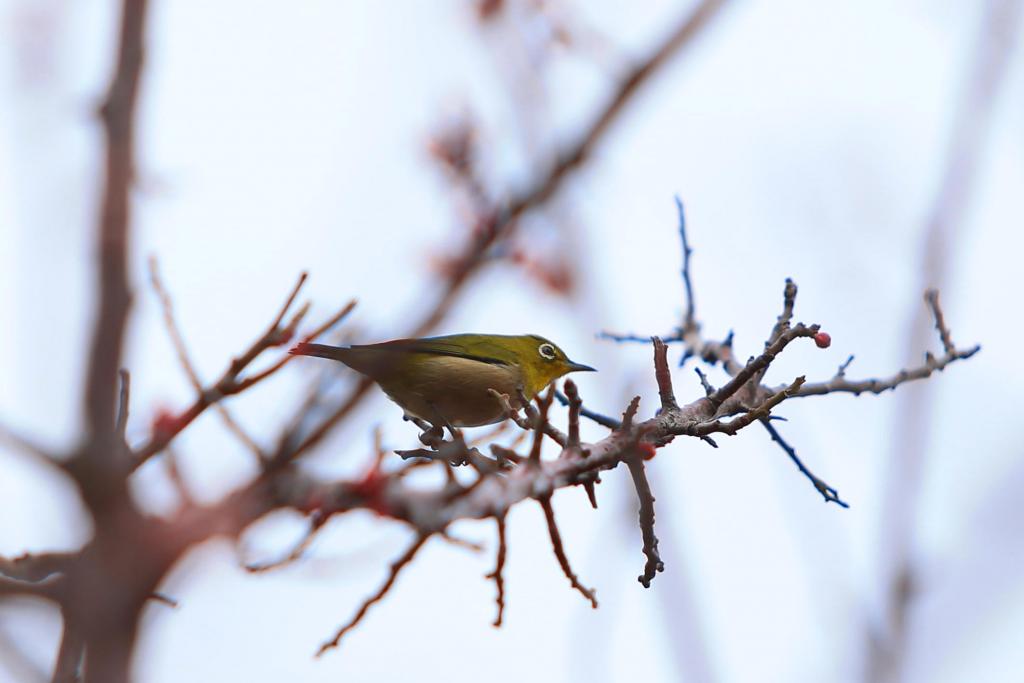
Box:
xmin=538 ymin=495 xmax=597 ymax=608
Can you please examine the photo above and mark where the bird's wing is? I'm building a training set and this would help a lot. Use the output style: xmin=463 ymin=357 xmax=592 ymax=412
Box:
xmin=352 ymin=336 xmax=515 ymax=367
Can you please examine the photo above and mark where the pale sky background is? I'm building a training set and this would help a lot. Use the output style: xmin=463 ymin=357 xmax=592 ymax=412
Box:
xmin=1 ymin=1 xmax=1022 ymax=682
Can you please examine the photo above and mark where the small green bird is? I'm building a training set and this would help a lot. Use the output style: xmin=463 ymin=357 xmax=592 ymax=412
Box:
xmin=290 ymin=334 xmax=595 ymax=429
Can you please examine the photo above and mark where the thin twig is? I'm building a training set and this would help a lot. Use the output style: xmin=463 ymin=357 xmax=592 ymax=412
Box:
xmin=315 ymin=533 xmax=431 ymax=657
xmin=134 ymin=291 xmax=356 ymax=469
xmin=439 ymin=531 xmax=484 ymax=554
xmin=148 ymin=257 xmax=289 ymax=459
xmin=626 ymin=457 xmax=664 ymax=587
xmin=760 ymin=420 xmax=848 ymax=507
xmin=675 ymin=196 xmax=697 ymax=334
xmin=244 ymin=514 xmax=327 ymax=573
xmin=653 ymin=337 xmax=678 ymax=410
xmin=694 ymin=377 xmax=806 ymax=436
xmin=538 ymin=495 xmax=597 ymax=608
xmin=486 ymin=514 xmax=508 ymax=627
xmin=553 ymin=389 xmax=621 ymax=429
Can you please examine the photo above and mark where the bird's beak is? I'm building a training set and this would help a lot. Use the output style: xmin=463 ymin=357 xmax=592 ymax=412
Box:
xmin=566 ymin=361 xmax=596 ymax=373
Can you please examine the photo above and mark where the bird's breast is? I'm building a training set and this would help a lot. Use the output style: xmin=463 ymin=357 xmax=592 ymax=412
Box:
xmin=378 ymin=355 xmax=524 ymax=427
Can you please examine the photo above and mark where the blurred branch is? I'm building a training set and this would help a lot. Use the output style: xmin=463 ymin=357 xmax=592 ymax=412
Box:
xmin=78 ymin=0 xmax=147 ymax=474
xmin=148 ymin=257 xmax=282 ymax=459
xmin=868 ymin=1 xmax=1020 ymax=680
xmin=272 ymin=0 xmax=733 ymax=467
xmin=133 ymin=272 xmax=355 ymax=469
xmin=51 ymin=618 xmax=85 ymax=683
xmin=0 ymin=553 xmax=75 ymax=583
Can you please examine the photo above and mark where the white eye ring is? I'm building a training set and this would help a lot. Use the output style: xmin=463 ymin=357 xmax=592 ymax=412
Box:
xmin=538 ymin=343 xmax=556 ymax=360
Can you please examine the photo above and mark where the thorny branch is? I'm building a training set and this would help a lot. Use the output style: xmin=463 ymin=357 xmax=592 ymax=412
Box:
xmin=539 ymin=495 xmax=599 ymax=608
xmin=626 ymin=456 xmax=664 ymax=587
xmin=600 ymin=199 xmax=978 ymax=506
xmin=149 ymin=257 xmax=271 ymax=459
xmin=486 ymin=514 xmax=508 ymax=627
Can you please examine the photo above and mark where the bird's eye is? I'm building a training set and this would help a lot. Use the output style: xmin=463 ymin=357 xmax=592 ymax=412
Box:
xmin=538 ymin=343 xmax=557 ymax=360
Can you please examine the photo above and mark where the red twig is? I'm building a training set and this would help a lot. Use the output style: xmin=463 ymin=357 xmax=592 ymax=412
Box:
xmin=538 ymin=495 xmax=597 ymax=608
xmin=486 ymin=514 xmax=508 ymax=627
xmin=315 ymin=533 xmax=431 ymax=657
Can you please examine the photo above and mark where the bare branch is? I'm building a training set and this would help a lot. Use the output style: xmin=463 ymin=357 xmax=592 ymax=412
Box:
xmin=926 ymin=289 xmax=957 ymax=355
xmin=243 ymin=513 xmax=327 ymax=573
xmin=694 ymin=367 xmax=715 ymax=396
xmin=486 ymin=514 xmax=508 ymax=627
xmin=766 ymin=278 xmax=798 ymax=346
xmin=553 ymin=389 xmax=621 ymax=430
xmin=675 ymin=196 xmax=697 ymax=334
xmin=133 ymin=289 xmax=356 ymax=469
xmin=315 ymin=533 xmax=431 ymax=657
xmin=564 ymin=379 xmax=582 ymax=448
xmin=792 ymin=293 xmax=980 ymax=401
xmin=0 ymin=553 xmax=74 ymax=583
xmin=620 ymin=396 xmax=642 ymax=432
xmin=626 ymin=457 xmax=664 ymax=587
xmin=148 ymin=257 xmax=305 ymax=459
xmin=653 ymin=337 xmax=679 ymax=410
xmin=0 ymin=575 xmax=61 ymax=601
xmin=760 ymin=420 xmax=848 ymax=507
xmin=80 ymin=0 xmax=148 ymax=467
xmin=694 ymin=376 xmax=806 ymax=437
xmin=704 ymin=325 xmax=818 ymax=415
xmin=538 ymin=495 xmax=597 ymax=608
xmin=528 ymin=387 xmax=555 ymax=466
xmin=438 ymin=531 xmax=484 ymax=554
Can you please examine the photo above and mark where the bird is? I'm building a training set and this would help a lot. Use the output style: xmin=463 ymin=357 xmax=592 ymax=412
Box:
xmin=289 ymin=333 xmax=595 ymax=431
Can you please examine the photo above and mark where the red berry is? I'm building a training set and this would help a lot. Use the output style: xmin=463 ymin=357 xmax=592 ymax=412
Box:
xmin=814 ymin=332 xmax=831 ymax=349
xmin=637 ymin=442 xmax=657 ymax=460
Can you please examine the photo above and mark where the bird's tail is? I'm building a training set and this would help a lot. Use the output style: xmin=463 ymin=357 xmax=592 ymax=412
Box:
xmin=289 ymin=342 xmax=351 ymax=362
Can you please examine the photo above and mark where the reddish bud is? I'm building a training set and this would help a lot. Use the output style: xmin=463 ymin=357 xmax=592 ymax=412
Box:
xmin=476 ymin=0 xmax=504 ymax=21
xmin=350 ymin=461 xmax=391 ymax=517
xmin=271 ymin=327 xmax=294 ymax=347
xmin=151 ymin=408 xmax=180 ymax=441
xmin=637 ymin=442 xmax=657 ymax=461
xmin=814 ymin=332 xmax=832 ymax=349
xmin=510 ymin=249 xmax=575 ymax=297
